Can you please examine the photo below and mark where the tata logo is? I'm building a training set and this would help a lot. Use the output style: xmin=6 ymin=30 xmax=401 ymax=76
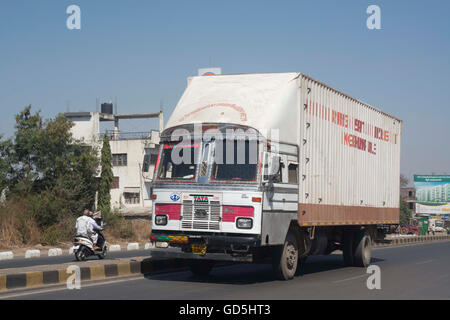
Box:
xmin=193 ymin=195 xmax=208 ymax=203
xmin=170 ymin=193 xmax=180 ymax=202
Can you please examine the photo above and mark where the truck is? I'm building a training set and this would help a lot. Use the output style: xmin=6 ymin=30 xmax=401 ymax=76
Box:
xmin=150 ymin=72 xmax=402 ymax=280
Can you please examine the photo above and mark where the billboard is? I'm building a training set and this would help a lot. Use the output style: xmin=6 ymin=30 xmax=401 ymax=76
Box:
xmin=414 ymin=175 xmax=450 ymax=215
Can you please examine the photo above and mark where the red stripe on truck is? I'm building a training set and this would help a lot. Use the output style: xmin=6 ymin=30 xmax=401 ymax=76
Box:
xmin=222 ymin=206 xmax=254 ymax=223
xmin=155 ymin=204 xmax=181 ymax=220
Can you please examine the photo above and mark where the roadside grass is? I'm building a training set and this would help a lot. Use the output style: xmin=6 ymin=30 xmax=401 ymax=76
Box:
xmin=0 ymin=201 xmax=151 ymax=249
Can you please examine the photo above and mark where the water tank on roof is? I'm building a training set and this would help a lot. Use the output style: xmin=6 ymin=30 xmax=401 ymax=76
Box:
xmin=101 ymin=103 xmax=113 ymax=114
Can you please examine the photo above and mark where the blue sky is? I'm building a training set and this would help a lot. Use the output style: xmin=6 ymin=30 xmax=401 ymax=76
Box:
xmin=0 ymin=0 xmax=449 ymax=183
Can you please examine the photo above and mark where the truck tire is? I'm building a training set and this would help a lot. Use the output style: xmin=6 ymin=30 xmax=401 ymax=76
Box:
xmin=342 ymin=230 xmax=354 ymax=266
xmin=272 ymin=231 xmax=298 ymax=280
xmin=189 ymin=260 xmax=214 ymax=277
xmin=353 ymin=230 xmax=372 ymax=267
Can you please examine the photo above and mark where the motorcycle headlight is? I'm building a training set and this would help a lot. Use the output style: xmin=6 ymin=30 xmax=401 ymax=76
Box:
xmin=155 ymin=215 xmax=168 ymax=226
xmin=236 ymin=218 xmax=253 ymax=229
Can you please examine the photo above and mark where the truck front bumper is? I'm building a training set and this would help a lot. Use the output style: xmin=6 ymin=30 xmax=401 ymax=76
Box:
xmin=150 ymin=232 xmax=260 ymax=246
xmin=150 ymin=232 xmax=260 ymax=262
xmin=150 ymin=248 xmax=253 ymax=262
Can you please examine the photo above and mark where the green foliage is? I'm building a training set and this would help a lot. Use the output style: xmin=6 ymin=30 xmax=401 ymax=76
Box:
xmin=98 ymin=134 xmax=113 ymax=214
xmin=0 ymin=106 xmax=140 ymax=247
xmin=0 ymin=135 xmax=12 ymax=191
xmin=400 ymin=198 xmax=412 ymax=225
xmin=0 ymin=106 xmax=99 ymax=238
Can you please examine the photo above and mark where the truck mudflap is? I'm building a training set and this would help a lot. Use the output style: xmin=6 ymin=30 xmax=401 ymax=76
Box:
xmin=150 ymin=248 xmax=253 ymax=262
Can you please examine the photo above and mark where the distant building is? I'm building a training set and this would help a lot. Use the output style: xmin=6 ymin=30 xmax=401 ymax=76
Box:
xmin=64 ymin=110 xmax=164 ymax=214
xmin=416 ymin=184 xmax=450 ymax=203
xmin=400 ymin=187 xmax=416 ymax=212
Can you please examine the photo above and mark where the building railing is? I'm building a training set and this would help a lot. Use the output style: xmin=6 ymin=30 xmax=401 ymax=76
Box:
xmin=100 ymin=131 xmax=153 ymax=141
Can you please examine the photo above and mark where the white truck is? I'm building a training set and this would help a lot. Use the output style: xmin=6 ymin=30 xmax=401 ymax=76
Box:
xmin=150 ymin=73 xmax=401 ymax=280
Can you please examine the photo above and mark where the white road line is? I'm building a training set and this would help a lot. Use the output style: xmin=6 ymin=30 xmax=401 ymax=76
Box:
xmin=415 ymin=260 xmax=434 ymax=265
xmin=332 ymin=274 xmax=367 ymax=284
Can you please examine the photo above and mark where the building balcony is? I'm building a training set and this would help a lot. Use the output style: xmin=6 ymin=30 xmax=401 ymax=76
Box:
xmin=100 ymin=131 xmax=159 ymax=142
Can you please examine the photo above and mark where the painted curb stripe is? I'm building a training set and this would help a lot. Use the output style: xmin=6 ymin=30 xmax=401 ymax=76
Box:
xmin=117 ymin=263 xmax=131 ymax=276
xmin=58 ymin=269 xmax=70 ymax=284
xmin=6 ymin=274 xmax=26 ymax=290
xmin=43 ymin=270 xmax=59 ymax=285
xmin=89 ymin=265 xmax=105 ymax=280
xmin=26 ymin=272 xmax=43 ymax=288
xmin=0 ymin=275 xmax=6 ymax=291
xmin=104 ymin=264 xmax=118 ymax=277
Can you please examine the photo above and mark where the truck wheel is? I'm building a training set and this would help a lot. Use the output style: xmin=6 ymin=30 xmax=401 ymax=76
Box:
xmin=342 ymin=230 xmax=354 ymax=266
xmin=353 ymin=230 xmax=372 ymax=267
xmin=272 ymin=231 xmax=298 ymax=280
xmin=189 ymin=260 xmax=214 ymax=277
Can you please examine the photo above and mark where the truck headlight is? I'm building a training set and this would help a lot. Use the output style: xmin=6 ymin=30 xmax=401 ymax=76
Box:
xmin=155 ymin=215 xmax=168 ymax=226
xmin=236 ymin=218 xmax=253 ymax=229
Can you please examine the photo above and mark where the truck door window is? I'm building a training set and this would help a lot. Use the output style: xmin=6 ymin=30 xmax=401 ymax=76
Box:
xmin=272 ymin=159 xmax=283 ymax=183
xmin=288 ymin=163 xmax=298 ymax=184
xmin=212 ymin=140 xmax=257 ymax=181
xmin=157 ymin=143 xmax=198 ymax=180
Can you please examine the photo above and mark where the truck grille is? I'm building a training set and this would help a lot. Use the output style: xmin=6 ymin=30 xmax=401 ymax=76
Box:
xmin=181 ymin=200 xmax=221 ymax=231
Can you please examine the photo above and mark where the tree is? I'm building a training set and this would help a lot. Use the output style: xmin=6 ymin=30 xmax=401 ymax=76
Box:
xmin=0 ymin=135 xmax=13 ymax=192
xmin=5 ymin=106 xmax=100 ymax=227
xmin=400 ymin=174 xmax=409 ymax=188
xmin=400 ymin=198 xmax=413 ymax=225
xmin=98 ymin=134 xmax=113 ymax=214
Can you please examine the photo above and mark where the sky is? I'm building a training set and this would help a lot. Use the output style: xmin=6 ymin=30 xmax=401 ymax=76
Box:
xmin=0 ymin=0 xmax=449 ymax=184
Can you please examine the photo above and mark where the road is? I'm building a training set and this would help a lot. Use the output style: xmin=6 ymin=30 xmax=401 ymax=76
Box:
xmin=0 ymin=249 xmax=151 ymax=270
xmin=4 ymin=241 xmax=450 ymax=299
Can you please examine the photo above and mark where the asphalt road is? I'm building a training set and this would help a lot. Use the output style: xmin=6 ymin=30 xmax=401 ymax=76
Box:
xmin=0 ymin=249 xmax=151 ymax=270
xmin=5 ymin=241 xmax=450 ymax=299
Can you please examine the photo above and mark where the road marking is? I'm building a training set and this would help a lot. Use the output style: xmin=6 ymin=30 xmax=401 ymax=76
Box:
xmin=415 ymin=260 xmax=434 ymax=265
xmin=332 ymin=274 xmax=367 ymax=284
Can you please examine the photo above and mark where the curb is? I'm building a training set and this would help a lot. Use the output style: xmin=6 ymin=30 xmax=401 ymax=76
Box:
xmin=0 ymin=252 xmax=14 ymax=261
xmin=0 ymin=258 xmax=187 ymax=292
xmin=374 ymin=234 xmax=450 ymax=247
xmin=0 ymin=242 xmax=155 ymax=260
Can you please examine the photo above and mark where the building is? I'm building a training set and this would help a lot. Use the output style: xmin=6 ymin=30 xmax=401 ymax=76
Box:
xmin=416 ymin=184 xmax=450 ymax=203
xmin=400 ymin=187 xmax=416 ymax=212
xmin=64 ymin=109 xmax=163 ymax=214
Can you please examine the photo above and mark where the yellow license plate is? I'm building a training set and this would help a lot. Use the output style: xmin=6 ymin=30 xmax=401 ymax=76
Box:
xmin=191 ymin=243 xmax=207 ymax=255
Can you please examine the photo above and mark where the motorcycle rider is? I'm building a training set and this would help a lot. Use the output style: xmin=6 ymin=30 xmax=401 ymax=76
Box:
xmin=76 ymin=209 xmax=103 ymax=250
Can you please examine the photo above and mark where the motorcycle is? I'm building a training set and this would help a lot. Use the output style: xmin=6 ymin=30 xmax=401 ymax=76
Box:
xmin=73 ymin=230 xmax=107 ymax=261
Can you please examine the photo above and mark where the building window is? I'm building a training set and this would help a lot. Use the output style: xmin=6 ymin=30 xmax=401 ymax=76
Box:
xmin=111 ymin=177 xmax=119 ymax=189
xmin=408 ymin=191 xmax=413 ymax=198
xmin=113 ymin=154 xmax=127 ymax=166
xmin=409 ymin=202 xmax=414 ymax=210
xmin=124 ymin=192 xmax=140 ymax=204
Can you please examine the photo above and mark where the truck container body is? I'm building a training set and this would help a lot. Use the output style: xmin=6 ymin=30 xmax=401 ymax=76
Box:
xmin=150 ymin=73 xmax=401 ymax=280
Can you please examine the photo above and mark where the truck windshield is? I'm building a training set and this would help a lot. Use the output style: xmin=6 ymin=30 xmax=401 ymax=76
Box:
xmin=157 ymin=143 xmax=198 ymax=180
xmin=211 ymin=140 xmax=258 ymax=182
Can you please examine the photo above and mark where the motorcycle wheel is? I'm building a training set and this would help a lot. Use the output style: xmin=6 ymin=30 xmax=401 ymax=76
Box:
xmin=75 ymin=248 xmax=87 ymax=261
